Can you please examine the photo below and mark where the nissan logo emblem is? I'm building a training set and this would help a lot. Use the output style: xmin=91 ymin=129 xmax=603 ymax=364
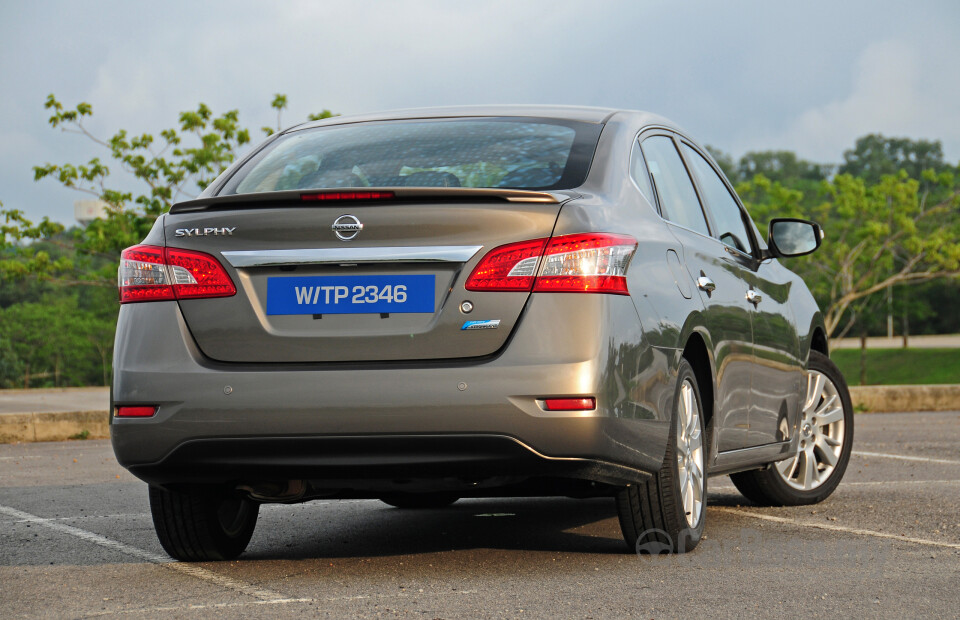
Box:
xmin=331 ymin=214 xmax=363 ymax=241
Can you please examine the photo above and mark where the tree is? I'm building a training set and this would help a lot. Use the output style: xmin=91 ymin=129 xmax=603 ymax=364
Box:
xmin=740 ymin=171 xmax=960 ymax=337
xmin=839 ymin=134 xmax=953 ymax=188
xmin=0 ymin=95 xmax=338 ymax=387
xmin=3 ymin=94 xmax=336 ymax=284
xmin=736 ymin=150 xmax=833 ymax=186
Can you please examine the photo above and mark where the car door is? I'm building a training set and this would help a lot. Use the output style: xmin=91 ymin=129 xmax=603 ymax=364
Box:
xmin=679 ymin=142 xmax=803 ymax=448
xmin=639 ymin=134 xmax=754 ymax=453
xmin=743 ymin=258 xmax=804 ymax=446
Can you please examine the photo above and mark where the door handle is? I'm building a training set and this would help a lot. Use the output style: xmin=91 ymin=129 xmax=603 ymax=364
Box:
xmin=746 ymin=289 xmax=762 ymax=306
xmin=696 ymin=276 xmax=716 ymax=293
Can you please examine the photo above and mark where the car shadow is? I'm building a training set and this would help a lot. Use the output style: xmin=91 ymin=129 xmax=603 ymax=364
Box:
xmin=247 ymin=496 xmax=629 ymax=559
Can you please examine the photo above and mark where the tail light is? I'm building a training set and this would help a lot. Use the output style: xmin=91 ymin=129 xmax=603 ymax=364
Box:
xmin=463 ymin=238 xmax=548 ymax=291
xmin=465 ymin=233 xmax=637 ymax=295
xmin=118 ymin=245 xmax=236 ymax=303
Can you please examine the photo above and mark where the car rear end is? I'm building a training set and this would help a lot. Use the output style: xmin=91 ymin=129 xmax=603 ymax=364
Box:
xmin=111 ymin=112 xmax=665 ymax=501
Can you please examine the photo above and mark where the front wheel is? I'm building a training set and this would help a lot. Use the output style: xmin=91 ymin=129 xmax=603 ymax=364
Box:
xmin=149 ymin=485 xmax=259 ymax=561
xmin=730 ymin=350 xmax=854 ymax=506
xmin=616 ymin=358 xmax=706 ymax=553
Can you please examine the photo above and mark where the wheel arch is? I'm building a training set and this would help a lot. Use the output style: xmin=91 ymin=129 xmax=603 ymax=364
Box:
xmin=810 ymin=326 xmax=829 ymax=357
xmin=681 ymin=330 xmax=715 ymax=433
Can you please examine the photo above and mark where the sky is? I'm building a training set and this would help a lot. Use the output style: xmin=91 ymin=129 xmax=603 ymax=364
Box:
xmin=1 ymin=0 xmax=959 ymax=225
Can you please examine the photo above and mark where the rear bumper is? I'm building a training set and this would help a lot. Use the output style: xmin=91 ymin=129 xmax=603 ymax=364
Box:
xmin=124 ymin=434 xmax=653 ymax=492
xmin=111 ymin=296 xmax=675 ymax=490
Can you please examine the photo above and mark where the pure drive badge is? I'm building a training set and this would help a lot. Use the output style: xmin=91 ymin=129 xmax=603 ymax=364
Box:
xmin=461 ymin=320 xmax=501 ymax=330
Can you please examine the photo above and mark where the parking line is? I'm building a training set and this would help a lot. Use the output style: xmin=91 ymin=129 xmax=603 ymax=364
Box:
xmin=716 ymin=507 xmax=960 ymax=550
xmin=0 ymin=503 xmax=288 ymax=602
xmin=5 ymin=512 xmax=150 ymax=523
xmin=852 ymin=451 xmax=960 ymax=465
xmin=85 ymin=598 xmax=319 ymax=617
xmin=711 ymin=479 xmax=960 ymax=491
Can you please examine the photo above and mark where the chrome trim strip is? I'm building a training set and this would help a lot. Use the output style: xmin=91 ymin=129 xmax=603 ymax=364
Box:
xmin=221 ymin=245 xmax=484 ymax=268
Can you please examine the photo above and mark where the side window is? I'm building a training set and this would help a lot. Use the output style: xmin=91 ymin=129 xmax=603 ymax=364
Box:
xmin=629 ymin=141 xmax=655 ymax=206
xmin=682 ymin=144 xmax=753 ymax=255
xmin=640 ymin=136 xmax=710 ymax=236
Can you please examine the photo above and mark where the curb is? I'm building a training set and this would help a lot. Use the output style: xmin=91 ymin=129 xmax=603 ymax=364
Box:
xmin=0 ymin=411 xmax=110 ymax=443
xmin=849 ymin=384 xmax=960 ymax=413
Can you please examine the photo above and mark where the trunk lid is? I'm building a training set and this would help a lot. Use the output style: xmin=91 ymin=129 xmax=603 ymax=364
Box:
xmin=164 ymin=190 xmax=568 ymax=363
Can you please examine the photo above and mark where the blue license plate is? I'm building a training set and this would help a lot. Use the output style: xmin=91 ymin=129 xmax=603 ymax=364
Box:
xmin=266 ymin=275 xmax=435 ymax=315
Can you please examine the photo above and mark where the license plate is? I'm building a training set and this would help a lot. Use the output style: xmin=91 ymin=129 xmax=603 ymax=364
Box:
xmin=266 ymin=275 xmax=435 ymax=315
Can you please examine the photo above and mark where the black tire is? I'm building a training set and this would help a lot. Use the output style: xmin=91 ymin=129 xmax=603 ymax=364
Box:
xmin=149 ymin=485 xmax=259 ymax=561
xmin=730 ymin=350 xmax=854 ymax=506
xmin=616 ymin=359 xmax=707 ymax=554
xmin=379 ymin=492 xmax=460 ymax=509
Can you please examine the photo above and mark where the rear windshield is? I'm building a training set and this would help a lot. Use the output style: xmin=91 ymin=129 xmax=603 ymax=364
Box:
xmin=221 ymin=117 xmax=602 ymax=194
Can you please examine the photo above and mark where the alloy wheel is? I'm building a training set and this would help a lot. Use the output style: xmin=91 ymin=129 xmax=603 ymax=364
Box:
xmin=676 ymin=379 xmax=704 ymax=528
xmin=775 ymin=370 xmax=846 ymax=490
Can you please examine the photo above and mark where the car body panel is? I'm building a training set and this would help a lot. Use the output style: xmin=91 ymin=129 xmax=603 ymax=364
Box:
xmin=112 ymin=105 xmax=828 ymax=500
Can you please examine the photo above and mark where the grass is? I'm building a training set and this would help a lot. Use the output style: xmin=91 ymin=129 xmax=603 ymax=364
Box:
xmin=68 ymin=429 xmax=90 ymax=440
xmin=830 ymin=348 xmax=960 ymax=386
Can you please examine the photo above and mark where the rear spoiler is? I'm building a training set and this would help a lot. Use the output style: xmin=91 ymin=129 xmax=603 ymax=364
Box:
xmin=170 ymin=188 xmax=568 ymax=213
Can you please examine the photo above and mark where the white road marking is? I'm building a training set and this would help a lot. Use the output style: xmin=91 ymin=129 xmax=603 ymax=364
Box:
xmin=716 ymin=507 xmax=960 ymax=550
xmin=89 ymin=590 xmax=480 ymax=616
xmin=5 ymin=513 xmax=150 ymax=523
xmin=711 ymin=479 xmax=960 ymax=491
xmin=853 ymin=451 xmax=960 ymax=465
xmin=85 ymin=597 xmax=316 ymax=617
xmin=0 ymin=503 xmax=286 ymax=602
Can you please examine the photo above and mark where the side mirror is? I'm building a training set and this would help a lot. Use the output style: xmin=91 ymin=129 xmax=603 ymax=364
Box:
xmin=766 ymin=218 xmax=823 ymax=258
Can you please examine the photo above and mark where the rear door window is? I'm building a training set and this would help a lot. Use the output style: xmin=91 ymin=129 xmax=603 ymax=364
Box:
xmin=682 ymin=144 xmax=754 ymax=255
xmin=640 ymin=135 xmax=710 ymax=236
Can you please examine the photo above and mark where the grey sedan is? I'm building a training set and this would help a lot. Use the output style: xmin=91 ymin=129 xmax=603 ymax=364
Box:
xmin=112 ymin=106 xmax=853 ymax=560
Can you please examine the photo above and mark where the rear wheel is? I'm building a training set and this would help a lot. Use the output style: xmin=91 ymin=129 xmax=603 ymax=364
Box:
xmin=379 ymin=492 xmax=460 ymax=509
xmin=616 ymin=359 xmax=706 ymax=553
xmin=730 ymin=350 xmax=853 ymax=506
xmin=149 ymin=485 xmax=259 ymax=561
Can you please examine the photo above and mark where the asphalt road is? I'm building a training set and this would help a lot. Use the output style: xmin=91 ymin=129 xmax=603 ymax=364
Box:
xmin=1 ymin=412 xmax=958 ymax=619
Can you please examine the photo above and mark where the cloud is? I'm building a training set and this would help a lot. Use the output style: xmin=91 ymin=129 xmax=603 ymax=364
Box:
xmin=770 ymin=39 xmax=960 ymax=162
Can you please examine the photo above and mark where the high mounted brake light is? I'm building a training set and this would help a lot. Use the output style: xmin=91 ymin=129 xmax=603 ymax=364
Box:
xmin=118 ymin=245 xmax=236 ymax=303
xmin=300 ymin=191 xmax=395 ymax=201
xmin=465 ymin=233 xmax=637 ymax=294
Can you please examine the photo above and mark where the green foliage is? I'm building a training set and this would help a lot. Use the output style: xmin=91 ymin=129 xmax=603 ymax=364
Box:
xmin=262 ymin=93 xmax=337 ymax=136
xmin=839 ymin=134 xmax=952 ymax=188
xmin=740 ymin=169 xmax=960 ymax=337
xmin=2 ymin=203 xmax=73 ymax=281
xmin=33 ymin=95 xmax=255 ymax=261
xmin=307 ymin=110 xmax=337 ymax=122
xmin=0 ymin=291 xmax=116 ymax=387
xmin=0 ymin=95 xmax=337 ymax=388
